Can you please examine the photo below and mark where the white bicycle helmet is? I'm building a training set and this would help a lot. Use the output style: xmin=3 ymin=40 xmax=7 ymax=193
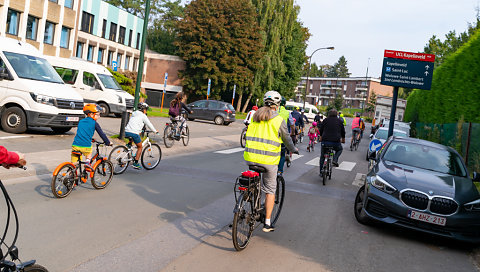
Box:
xmin=263 ymin=90 xmax=281 ymax=106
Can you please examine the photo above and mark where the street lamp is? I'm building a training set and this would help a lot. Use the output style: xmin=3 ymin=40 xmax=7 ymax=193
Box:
xmin=303 ymin=46 xmax=335 ymax=110
xmin=360 ymin=57 xmax=371 ymax=115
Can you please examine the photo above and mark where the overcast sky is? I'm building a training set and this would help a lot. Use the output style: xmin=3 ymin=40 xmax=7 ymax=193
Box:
xmin=296 ymin=0 xmax=479 ymax=77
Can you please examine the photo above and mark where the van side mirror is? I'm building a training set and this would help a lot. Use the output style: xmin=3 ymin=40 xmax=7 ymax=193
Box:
xmin=93 ymin=82 xmax=101 ymax=90
xmin=368 ymin=151 xmax=377 ymax=160
xmin=369 ymin=134 xmax=374 ymax=139
xmin=473 ymin=172 xmax=480 ymax=182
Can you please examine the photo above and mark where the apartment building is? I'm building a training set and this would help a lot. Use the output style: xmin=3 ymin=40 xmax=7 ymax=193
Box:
xmin=0 ymin=0 xmax=78 ymax=57
xmin=296 ymin=77 xmax=394 ymax=109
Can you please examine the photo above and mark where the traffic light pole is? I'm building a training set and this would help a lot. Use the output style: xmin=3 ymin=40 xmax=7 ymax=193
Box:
xmin=133 ymin=0 xmax=151 ymax=111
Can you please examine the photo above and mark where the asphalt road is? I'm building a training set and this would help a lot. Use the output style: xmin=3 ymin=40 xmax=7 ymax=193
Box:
xmin=0 ymin=123 xmax=478 ymax=272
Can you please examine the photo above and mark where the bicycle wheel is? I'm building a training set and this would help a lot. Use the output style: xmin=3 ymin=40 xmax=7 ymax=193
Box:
xmin=322 ymin=163 xmax=327 ymax=186
xmin=240 ymin=129 xmax=247 ymax=148
xmin=23 ymin=264 xmax=49 ymax=272
xmin=163 ymin=125 xmax=175 ymax=148
xmin=299 ymin=132 xmax=304 ymax=143
xmin=271 ymin=175 xmax=285 ymax=226
xmin=232 ymin=192 xmax=254 ymax=251
xmin=182 ymin=126 xmax=190 ymax=146
xmin=51 ymin=164 xmax=75 ymax=198
xmin=141 ymin=143 xmax=162 ymax=170
xmin=91 ymin=160 xmax=114 ymax=189
xmin=328 ymin=158 xmax=333 ymax=180
xmin=108 ymin=145 xmax=130 ymax=175
xmin=355 ymin=140 xmax=359 ymax=151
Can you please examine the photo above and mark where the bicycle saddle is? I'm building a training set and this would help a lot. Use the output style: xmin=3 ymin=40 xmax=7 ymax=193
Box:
xmin=249 ymin=165 xmax=267 ymax=173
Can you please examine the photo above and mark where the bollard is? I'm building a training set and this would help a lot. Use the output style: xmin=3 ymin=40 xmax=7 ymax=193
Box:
xmin=119 ymin=111 xmax=129 ymax=139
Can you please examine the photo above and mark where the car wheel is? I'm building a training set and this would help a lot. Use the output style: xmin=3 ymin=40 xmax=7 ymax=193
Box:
xmin=1 ymin=106 xmax=27 ymax=134
xmin=214 ymin=115 xmax=224 ymax=125
xmin=98 ymin=102 xmax=110 ymax=117
xmin=354 ymin=185 xmax=372 ymax=225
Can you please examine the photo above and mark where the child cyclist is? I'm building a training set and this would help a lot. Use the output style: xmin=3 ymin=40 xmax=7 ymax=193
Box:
xmin=307 ymin=121 xmax=320 ymax=152
xmin=72 ymin=104 xmax=112 ymax=166
xmin=124 ymin=102 xmax=159 ymax=170
xmin=169 ymin=92 xmax=193 ymax=138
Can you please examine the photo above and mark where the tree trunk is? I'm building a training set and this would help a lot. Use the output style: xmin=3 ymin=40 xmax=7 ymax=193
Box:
xmin=236 ymin=92 xmax=243 ymax=112
xmin=242 ymin=92 xmax=254 ymax=113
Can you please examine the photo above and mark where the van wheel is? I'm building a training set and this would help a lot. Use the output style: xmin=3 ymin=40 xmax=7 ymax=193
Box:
xmin=51 ymin=127 xmax=72 ymax=134
xmin=98 ymin=103 xmax=110 ymax=117
xmin=214 ymin=116 xmax=224 ymax=125
xmin=1 ymin=107 xmax=27 ymax=134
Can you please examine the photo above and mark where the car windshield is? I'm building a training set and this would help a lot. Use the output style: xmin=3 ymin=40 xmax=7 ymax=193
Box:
xmin=97 ymin=73 xmax=122 ymax=90
xmin=375 ymin=129 xmax=407 ymax=140
xmin=383 ymin=141 xmax=467 ymax=177
xmin=4 ymin=51 xmax=63 ymax=84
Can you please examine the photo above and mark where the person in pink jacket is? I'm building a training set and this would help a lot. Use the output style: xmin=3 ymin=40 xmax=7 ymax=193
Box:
xmin=0 ymin=146 xmax=26 ymax=169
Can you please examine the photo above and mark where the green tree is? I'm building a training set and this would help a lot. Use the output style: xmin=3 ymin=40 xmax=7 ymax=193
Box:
xmin=326 ymin=56 xmax=350 ymax=77
xmin=175 ymin=0 xmax=263 ymax=104
xmin=146 ymin=0 xmax=184 ymax=55
xmin=104 ymin=0 xmax=162 ymax=20
xmin=365 ymin=91 xmax=376 ymax=113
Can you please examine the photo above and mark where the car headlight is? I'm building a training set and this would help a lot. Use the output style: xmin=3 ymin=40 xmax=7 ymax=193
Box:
xmin=117 ymin=95 xmax=122 ymax=103
xmin=368 ymin=175 xmax=396 ymax=194
xmin=464 ymin=199 xmax=480 ymax=212
xmin=30 ymin=93 xmax=55 ymax=106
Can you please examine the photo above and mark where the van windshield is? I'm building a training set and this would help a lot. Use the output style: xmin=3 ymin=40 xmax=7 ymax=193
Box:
xmin=97 ymin=74 xmax=122 ymax=90
xmin=4 ymin=51 xmax=63 ymax=84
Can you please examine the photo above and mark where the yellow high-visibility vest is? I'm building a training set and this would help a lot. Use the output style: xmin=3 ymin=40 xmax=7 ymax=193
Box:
xmin=244 ymin=115 xmax=284 ymax=165
xmin=278 ymin=106 xmax=289 ymax=123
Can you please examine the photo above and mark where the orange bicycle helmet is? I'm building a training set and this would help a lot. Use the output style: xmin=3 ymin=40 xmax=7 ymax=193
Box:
xmin=83 ymin=104 xmax=100 ymax=114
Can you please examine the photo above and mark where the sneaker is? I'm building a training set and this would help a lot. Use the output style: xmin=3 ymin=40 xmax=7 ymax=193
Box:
xmin=262 ymin=224 xmax=275 ymax=232
xmin=333 ymin=161 xmax=339 ymax=167
xmin=132 ymin=162 xmax=142 ymax=170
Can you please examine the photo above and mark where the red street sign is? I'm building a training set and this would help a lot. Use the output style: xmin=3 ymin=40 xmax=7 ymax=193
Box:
xmin=384 ymin=50 xmax=435 ymax=63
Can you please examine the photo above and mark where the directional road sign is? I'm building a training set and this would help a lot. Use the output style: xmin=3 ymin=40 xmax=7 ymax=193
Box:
xmin=369 ymin=139 xmax=383 ymax=152
xmin=381 ymin=50 xmax=435 ymax=90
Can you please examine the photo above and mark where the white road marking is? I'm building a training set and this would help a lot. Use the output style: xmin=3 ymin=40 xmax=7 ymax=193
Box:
xmin=0 ymin=135 xmax=30 ymax=140
xmin=291 ymin=154 xmax=303 ymax=161
xmin=337 ymin=161 xmax=356 ymax=171
xmin=306 ymin=158 xmax=319 ymax=166
xmin=214 ymin=147 xmax=244 ymax=154
xmin=352 ymin=173 xmax=366 ymax=187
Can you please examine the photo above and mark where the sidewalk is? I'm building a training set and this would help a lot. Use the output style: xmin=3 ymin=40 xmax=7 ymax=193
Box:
xmin=0 ymin=134 xmax=240 ymax=181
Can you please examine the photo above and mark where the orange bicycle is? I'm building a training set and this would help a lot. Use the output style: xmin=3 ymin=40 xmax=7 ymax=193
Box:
xmin=51 ymin=140 xmax=113 ymax=198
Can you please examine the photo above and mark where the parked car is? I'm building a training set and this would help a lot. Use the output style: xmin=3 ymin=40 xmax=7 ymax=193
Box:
xmin=186 ymin=100 xmax=236 ymax=125
xmin=366 ymin=127 xmax=408 ymax=160
xmin=355 ymin=136 xmax=480 ymax=243
xmin=377 ymin=118 xmax=411 ymax=136
xmin=0 ymin=37 xmax=84 ymax=134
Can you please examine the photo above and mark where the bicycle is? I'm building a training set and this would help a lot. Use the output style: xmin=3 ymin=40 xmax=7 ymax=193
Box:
xmin=320 ymin=144 xmax=335 ymax=186
xmin=307 ymin=136 xmax=316 ymax=152
xmin=163 ymin=117 xmax=189 ymax=148
xmin=240 ymin=124 xmax=248 ymax=148
xmin=0 ymin=171 xmax=49 ymax=272
xmin=298 ymin=126 xmax=304 ymax=144
xmin=51 ymin=140 xmax=114 ymax=198
xmin=350 ymin=130 xmax=360 ymax=151
xmin=108 ymin=130 xmax=162 ymax=174
xmin=231 ymin=165 xmax=285 ymax=251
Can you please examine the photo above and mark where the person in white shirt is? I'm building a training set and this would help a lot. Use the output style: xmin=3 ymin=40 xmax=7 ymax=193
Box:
xmin=124 ymin=102 xmax=158 ymax=169
xmin=244 ymin=106 xmax=258 ymax=125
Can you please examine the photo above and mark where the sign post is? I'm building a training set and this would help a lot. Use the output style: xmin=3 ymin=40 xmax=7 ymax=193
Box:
xmin=160 ymin=73 xmax=168 ymax=112
xmin=380 ymin=50 xmax=435 ymax=137
xmin=207 ymin=78 xmax=211 ymax=100
xmin=232 ymin=84 xmax=236 ymax=105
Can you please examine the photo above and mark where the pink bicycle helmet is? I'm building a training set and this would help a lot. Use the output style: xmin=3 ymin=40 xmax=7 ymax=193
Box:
xmin=312 ymin=121 xmax=317 ymax=127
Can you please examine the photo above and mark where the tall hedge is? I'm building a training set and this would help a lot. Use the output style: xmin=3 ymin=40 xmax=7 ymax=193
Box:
xmin=404 ymin=29 xmax=480 ymax=124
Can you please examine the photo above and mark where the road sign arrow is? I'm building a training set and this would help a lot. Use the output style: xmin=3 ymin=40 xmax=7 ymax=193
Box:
xmin=424 ymin=71 xmax=429 ymax=76
xmin=425 ymin=65 xmax=430 ymax=70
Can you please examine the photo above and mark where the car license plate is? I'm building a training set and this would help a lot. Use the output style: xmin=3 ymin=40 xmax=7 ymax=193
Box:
xmin=66 ymin=117 xmax=79 ymax=122
xmin=408 ymin=210 xmax=446 ymax=226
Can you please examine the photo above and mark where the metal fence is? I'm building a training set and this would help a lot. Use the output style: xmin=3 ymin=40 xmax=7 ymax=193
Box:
xmin=412 ymin=122 xmax=480 ymax=172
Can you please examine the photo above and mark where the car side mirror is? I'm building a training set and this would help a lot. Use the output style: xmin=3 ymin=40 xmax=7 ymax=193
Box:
xmin=473 ymin=172 xmax=480 ymax=182
xmin=369 ymin=134 xmax=374 ymax=139
xmin=368 ymin=151 xmax=377 ymax=160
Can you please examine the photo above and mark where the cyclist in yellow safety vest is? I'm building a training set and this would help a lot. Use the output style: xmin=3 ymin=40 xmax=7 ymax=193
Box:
xmin=244 ymin=90 xmax=298 ymax=233
xmin=277 ymin=97 xmax=295 ymax=175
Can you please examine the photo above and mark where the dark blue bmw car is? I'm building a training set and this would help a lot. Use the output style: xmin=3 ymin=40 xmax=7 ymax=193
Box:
xmin=355 ymin=136 xmax=480 ymax=242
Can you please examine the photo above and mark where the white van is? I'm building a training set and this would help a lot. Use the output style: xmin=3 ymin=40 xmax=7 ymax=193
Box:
xmin=284 ymin=101 xmax=320 ymax=120
xmin=46 ymin=57 xmax=134 ymax=117
xmin=0 ymin=37 xmax=84 ymax=134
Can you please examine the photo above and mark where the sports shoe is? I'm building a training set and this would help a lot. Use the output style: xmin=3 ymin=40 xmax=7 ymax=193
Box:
xmin=262 ymin=224 xmax=275 ymax=232
xmin=132 ymin=162 xmax=142 ymax=170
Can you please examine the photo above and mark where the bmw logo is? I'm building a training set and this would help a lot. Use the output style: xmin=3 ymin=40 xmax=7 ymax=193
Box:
xmin=70 ymin=102 xmax=76 ymax=109
xmin=429 ymin=190 xmax=434 ymax=195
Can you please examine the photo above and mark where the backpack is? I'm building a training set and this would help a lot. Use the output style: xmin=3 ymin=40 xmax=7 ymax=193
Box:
xmin=169 ymin=102 xmax=180 ymax=117
xmin=308 ymin=126 xmax=317 ymax=135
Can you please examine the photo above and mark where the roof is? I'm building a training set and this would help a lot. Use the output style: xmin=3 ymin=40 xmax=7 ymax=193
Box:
xmin=392 ymin=136 xmax=451 ymax=151
xmin=0 ymin=36 xmax=41 ymax=57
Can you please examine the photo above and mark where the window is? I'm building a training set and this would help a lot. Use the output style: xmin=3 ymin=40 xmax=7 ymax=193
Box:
xmin=97 ymin=48 xmax=104 ymax=64
xmin=128 ymin=30 xmax=133 ymax=47
xmin=119 ymin=26 xmax=126 ymax=44
xmin=208 ymin=101 xmax=220 ymax=110
xmin=109 ymin=23 xmax=117 ymax=41
xmin=83 ymin=71 xmax=100 ymax=88
xmin=26 ymin=16 xmax=39 ymax=40
xmin=136 ymin=33 xmax=140 ymax=49
xmin=64 ymin=0 xmax=74 ymax=9
xmin=124 ymin=56 xmax=130 ymax=70
xmin=107 ymin=50 xmax=114 ymax=66
xmin=54 ymin=66 xmax=78 ymax=84
xmin=97 ymin=74 xmax=122 ymax=90
xmin=76 ymin=42 xmax=84 ymax=58
xmin=6 ymin=9 xmax=20 ymax=36
xmin=101 ymin=19 xmax=107 ymax=39
xmin=3 ymin=51 xmax=63 ymax=83
xmin=192 ymin=101 xmax=207 ymax=108
xmin=60 ymin=27 xmax=71 ymax=48
xmin=87 ymin=45 xmax=94 ymax=61
xmin=81 ymin=11 xmax=94 ymax=34
xmin=133 ymin=58 xmax=138 ymax=71
xmin=116 ymin=53 xmax=122 ymax=69
xmin=48 ymin=0 xmax=58 ymax=3
xmin=44 ymin=21 xmax=55 ymax=44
